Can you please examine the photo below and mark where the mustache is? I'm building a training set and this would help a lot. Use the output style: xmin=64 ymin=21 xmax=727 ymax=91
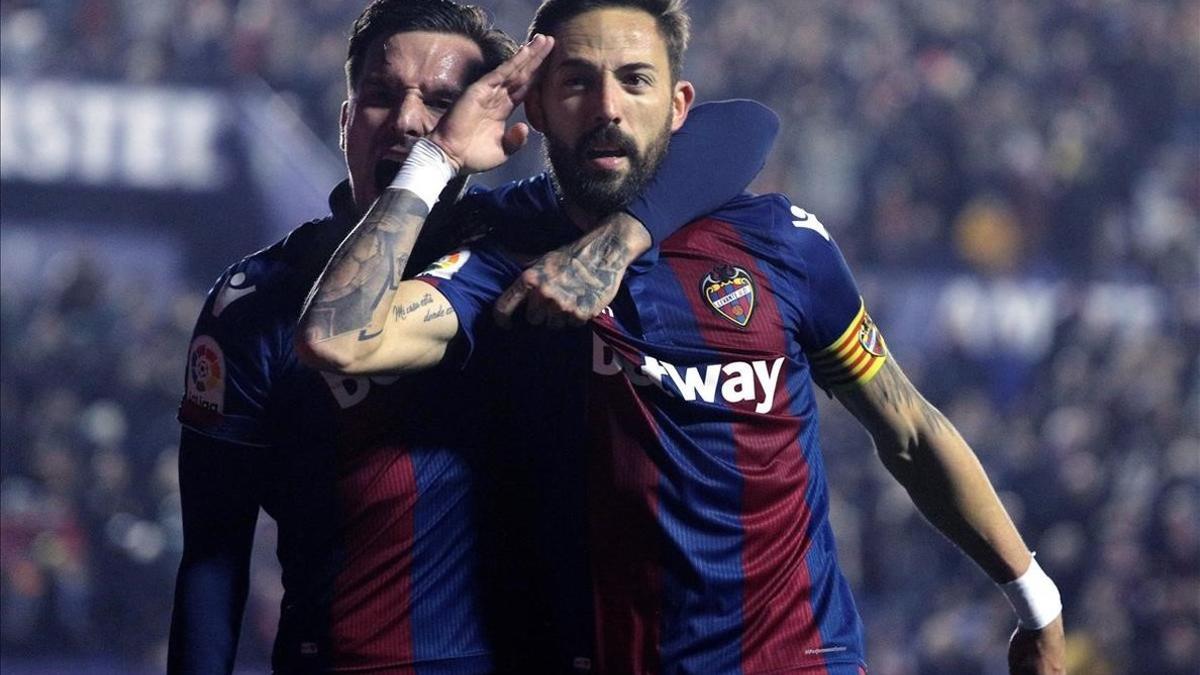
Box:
xmin=576 ymin=124 xmax=638 ymax=159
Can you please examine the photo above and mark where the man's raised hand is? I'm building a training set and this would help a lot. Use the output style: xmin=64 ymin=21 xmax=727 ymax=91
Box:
xmin=429 ymin=34 xmax=554 ymax=174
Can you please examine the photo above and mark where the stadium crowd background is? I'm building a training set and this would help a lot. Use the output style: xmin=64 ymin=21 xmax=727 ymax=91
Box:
xmin=0 ymin=0 xmax=1196 ymax=673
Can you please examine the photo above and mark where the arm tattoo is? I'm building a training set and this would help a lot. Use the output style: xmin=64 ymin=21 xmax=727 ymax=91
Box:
xmin=536 ymin=227 xmax=628 ymax=314
xmin=873 ymin=358 xmax=953 ymax=436
xmin=301 ymin=191 xmax=431 ymax=342
xmin=422 ymin=304 xmax=455 ymax=323
xmin=392 ymin=293 xmax=434 ymax=322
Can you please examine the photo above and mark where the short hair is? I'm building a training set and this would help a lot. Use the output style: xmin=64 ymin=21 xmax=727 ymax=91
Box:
xmin=527 ymin=0 xmax=691 ymax=81
xmin=345 ymin=0 xmax=517 ymax=91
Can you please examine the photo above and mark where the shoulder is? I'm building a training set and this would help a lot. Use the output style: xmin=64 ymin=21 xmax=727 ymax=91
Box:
xmin=459 ymin=174 xmax=574 ymax=254
xmin=670 ymin=193 xmax=841 ymax=270
xmin=462 ymin=173 xmax=558 ymax=221
xmin=712 ymin=193 xmax=833 ymax=241
xmin=193 ymin=218 xmax=335 ymax=338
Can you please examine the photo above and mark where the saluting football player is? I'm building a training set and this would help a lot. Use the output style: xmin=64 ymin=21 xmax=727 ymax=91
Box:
xmin=170 ymin=0 xmax=777 ymax=672
xmin=298 ymin=1 xmax=1067 ymax=674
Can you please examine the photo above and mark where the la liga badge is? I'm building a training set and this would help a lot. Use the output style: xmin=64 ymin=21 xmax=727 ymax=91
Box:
xmin=186 ymin=335 xmax=225 ymax=414
xmin=421 ymin=250 xmax=471 ymax=281
xmin=701 ymin=265 xmax=755 ymax=327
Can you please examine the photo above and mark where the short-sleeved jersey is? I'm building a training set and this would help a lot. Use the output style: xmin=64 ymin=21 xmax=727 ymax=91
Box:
xmin=418 ymin=193 xmax=887 ymax=674
xmin=178 ymin=182 xmax=499 ymax=674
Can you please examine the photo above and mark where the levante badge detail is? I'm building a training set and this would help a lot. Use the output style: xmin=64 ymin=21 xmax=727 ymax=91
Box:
xmin=702 ymin=265 xmax=756 ymax=327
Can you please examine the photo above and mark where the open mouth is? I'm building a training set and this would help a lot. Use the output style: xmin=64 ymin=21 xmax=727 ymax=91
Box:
xmin=585 ymin=147 xmax=627 ymax=159
xmin=374 ymin=159 xmax=402 ymax=192
xmin=583 ymin=146 xmax=629 ymax=171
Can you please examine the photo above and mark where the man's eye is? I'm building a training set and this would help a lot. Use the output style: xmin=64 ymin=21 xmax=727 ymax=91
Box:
xmin=563 ymin=76 xmax=589 ymax=89
xmin=624 ymin=74 xmax=652 ymax=87
xmin=427 ymin=98 xmax=455 ymax=111
xmin=361 ymin=89 xmax=391 ymax=105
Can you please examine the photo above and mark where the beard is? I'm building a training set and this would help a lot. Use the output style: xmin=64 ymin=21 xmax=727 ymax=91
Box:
xmin=543 ymin=115 xmax=673 ymax=217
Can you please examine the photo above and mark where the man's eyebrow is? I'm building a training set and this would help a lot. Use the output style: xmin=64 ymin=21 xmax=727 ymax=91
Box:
xmin=557 ymin=58 xmax=658 ymax=72
xmin=426 ymin=84 xmax=465 ymax=99
xmin=557 ymin=57 xmax=602 ymax=71
xmin=615 ymin=62 xmax=658 ymax=73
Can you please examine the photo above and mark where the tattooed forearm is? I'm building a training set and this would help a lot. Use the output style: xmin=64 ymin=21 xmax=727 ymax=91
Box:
xmin=531 ymin=226 xmax=628 ymax=314
xmin=495 ymin=212 xmax=651 ymax=326
xmin=301 ymin=190 xmax=432 ymax=341
xmin=567 ymin=228 xmax=626 ymax=310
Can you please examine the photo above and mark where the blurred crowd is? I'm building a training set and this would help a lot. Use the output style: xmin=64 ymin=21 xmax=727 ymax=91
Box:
xmin=1 ymin=0 xmax=1197 ymax=673
xmin=2 ymin=0 xmax=1197 ymax=282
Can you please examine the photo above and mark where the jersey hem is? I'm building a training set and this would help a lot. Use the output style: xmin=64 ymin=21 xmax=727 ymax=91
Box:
xmin=326 ymin=650 xmax=492 ymax=673
xmin=177 ymin=419 xmax=271 ymax=448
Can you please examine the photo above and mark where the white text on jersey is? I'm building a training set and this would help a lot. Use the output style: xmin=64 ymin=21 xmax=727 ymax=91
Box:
xmin=592 ymin=334 xmax=783 ymax=414
xmin=320 ymin=372 xmax=399 ymax=409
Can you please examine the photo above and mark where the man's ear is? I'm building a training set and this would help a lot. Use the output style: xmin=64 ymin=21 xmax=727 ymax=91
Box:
xmin=670 ymin=80 xmax=696 ymax=132
xmin=338 ymin=100 xmax=350 ymax=151
xmin=525 ymin=85 xmax=546 ymax=133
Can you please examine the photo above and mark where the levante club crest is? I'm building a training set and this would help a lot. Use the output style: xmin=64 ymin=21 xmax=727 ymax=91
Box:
xmin=701 ymin=265 xmax=756 ymax=327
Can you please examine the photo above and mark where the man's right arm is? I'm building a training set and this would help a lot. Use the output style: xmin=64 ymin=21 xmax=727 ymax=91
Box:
xmin=295 ymin=188 xmax=465 ymax=375
xmin=168 ymin=429 xmax=259 ymax=675
xmin=296 ymin=36 xmax=555 ymax=375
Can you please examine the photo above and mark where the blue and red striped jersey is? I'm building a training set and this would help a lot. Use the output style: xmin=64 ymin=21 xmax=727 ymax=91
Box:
xmin=177 ymin=182 xmax=498 ymax=674
xmin=419 ymin=192 xmax=887 ymax=674
xmin=173 ymin=100 xmax=780 ymax=675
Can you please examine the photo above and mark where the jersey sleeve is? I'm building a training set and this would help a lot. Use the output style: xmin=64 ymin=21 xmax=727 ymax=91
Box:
xmin=168 ymin=428 xmax=259 ymax=675
xmin=178 ymin=261 xmax=278 ymax=447
xmin=413 ymin=242 xmax=523 ymax=368
xmin=625 ymin=99 xmax=779 ymax=271
xmin=774 ymin=197 xmax=889 ymax=392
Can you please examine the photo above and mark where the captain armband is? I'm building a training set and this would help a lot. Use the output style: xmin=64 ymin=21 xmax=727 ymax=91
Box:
xmin=388 ymin=138 xmax=456 ymax=212
xmin=809 ymin=300 xmax=888 ymax=391
xmin=1000 ymin=555 xmax=1063 ymax=630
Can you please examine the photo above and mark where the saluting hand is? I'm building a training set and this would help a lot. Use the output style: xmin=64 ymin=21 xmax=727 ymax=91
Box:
xmin=429 ymin=34 xmax=554 ymax=175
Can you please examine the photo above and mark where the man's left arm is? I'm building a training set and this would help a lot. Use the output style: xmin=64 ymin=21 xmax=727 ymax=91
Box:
xmin=785 ymin=205 xmax=1065 ymax=674
xmin=834 ymin=358 xmax=1065 ymax=673
xmin=495 ymin=99 xmax=780 ymax=327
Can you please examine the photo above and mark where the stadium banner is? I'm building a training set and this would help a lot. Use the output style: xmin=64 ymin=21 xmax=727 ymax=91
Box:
xmin=0 ymin=78 xmax=340 ymax=279
xmin=0 ymin=79 xmax=230 ymax=191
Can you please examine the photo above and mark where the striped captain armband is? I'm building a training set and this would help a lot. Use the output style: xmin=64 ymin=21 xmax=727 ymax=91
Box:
xmin=809 ymin=300 xmax=888 ymax=390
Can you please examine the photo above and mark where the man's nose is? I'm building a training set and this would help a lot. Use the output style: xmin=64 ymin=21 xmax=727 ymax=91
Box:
xmin=393 ymin=92 xmax=430 ymax=139
xmin=593 ymin=76 xmax=623 ymax=126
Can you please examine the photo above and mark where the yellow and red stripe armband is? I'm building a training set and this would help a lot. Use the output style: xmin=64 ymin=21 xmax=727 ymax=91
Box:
xmin=809 ymin=301 xmax=888 ymax=390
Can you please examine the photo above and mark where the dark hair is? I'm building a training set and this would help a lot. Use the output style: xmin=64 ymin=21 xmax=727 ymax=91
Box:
xmin=346 ymin=0 xmax=517 ymax=90
xmin=527 ymin=0 xmax=691 ymax=81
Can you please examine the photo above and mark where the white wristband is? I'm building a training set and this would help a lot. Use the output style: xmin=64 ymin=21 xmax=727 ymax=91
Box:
xmin=1000 ymin=556 xmax=1062 ymax=630
xmin=387 ymin=138 xmax=456 ymax=211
